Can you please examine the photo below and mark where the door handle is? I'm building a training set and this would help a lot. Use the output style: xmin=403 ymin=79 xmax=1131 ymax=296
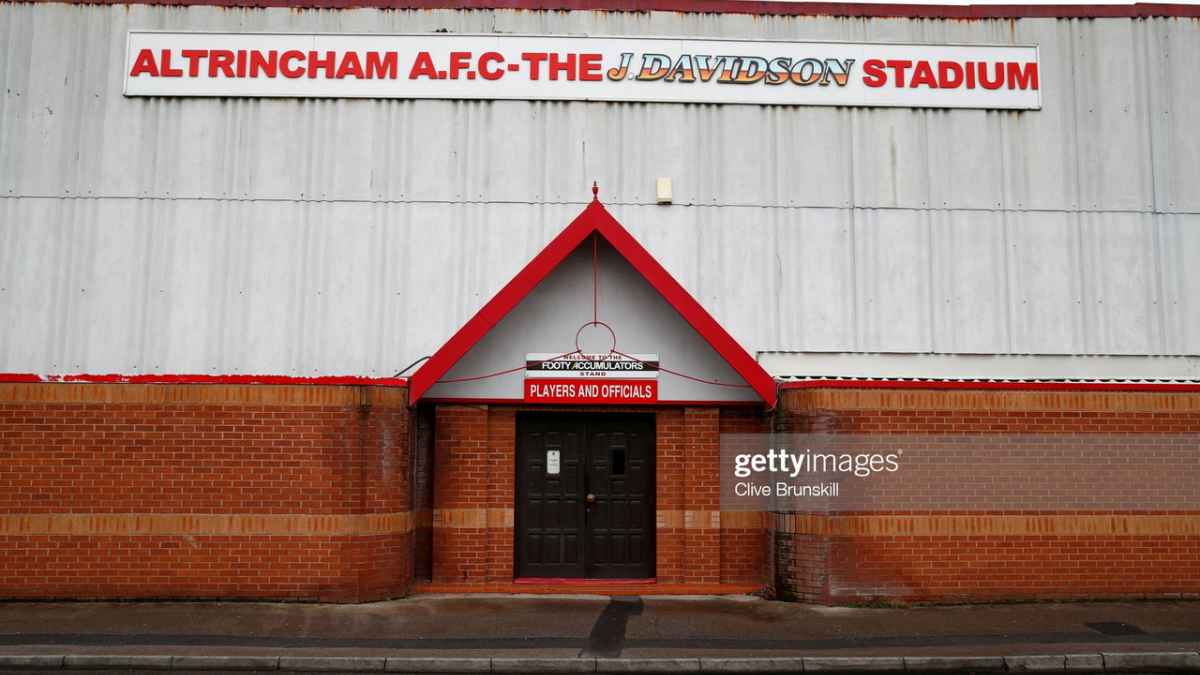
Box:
xmin=585 ymin=493 xmax=596 ymax=504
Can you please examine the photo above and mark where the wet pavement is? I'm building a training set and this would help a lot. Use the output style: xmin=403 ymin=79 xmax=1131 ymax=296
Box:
xmin=0 ymin=595 xmax=1197 ymax=659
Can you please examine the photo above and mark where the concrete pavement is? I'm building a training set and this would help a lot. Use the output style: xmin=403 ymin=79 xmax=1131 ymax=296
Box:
xmin=0 ymin=595 xmax=1197 ymax=671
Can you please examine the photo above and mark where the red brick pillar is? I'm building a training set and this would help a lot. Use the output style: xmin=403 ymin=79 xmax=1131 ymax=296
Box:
xmin=683 ymin=407 xmax=721 ymax=585
xmin=486 ymin=408 xmax=516 ymax=582
xmin=718 ymin=409 xmax=770 ymax=586
xmin=351 ymin=387 xmax=414 ymax=600
xmin=655 ymin=409 xmax=685 ymax=583
xmin=432 ymin=404 xmax=489 ymax=584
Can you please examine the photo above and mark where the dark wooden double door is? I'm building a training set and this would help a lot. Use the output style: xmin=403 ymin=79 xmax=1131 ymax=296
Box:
xmin=516 ymin=414 xmax=655 ymax=579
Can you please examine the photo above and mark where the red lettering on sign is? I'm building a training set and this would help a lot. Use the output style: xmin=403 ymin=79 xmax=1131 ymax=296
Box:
xmin=280 ymin=50 xmax=305 ymax=78
xmin=449 ymin=51 xmax=472 ymax=80
xmin=210 ymin=49 xmax=236 ymax=78
xmin=161 ymin=50 xmax=184 ymax=77
xmin=549 ymin=53 xmax=576 ymax=81
xmin=249 ymin=50 xmax=277 ymax=78
xmin=909 ymin=60 xmax=937 ymax=88
xmin=335 ymin=52 xmax=365 ymax=79
xmin=979 ymin=61 xmax=1005 ymax=90
xmin=521 ymin=52 xmax=548 ymax=80
xmin=885 ymin=59 xmax=912 ymax=87
xmin=409 ymin=51 xmax=438 ymax=80
xmin=181 ymin=49 xmax=207 ymax=77
xmin=1007 ymin=61 xmax=1039 ymax=90
xmin=524 ymin=379 xmax=658 ymax=404
xmin=862 ymin=59 xmax=886 ymax=88
xmin=478 ymin=52 xmax=505 ymax=80
xmin=938 ymin=60 xmax=963 ymax=88
xmin=366 ymin=52 xmax=398 ymax=79
xmin=129 ymin=49 xmax=159 ymax=77
xmin=307 ymin=50 xmax=336 ymax=78
xmin=580 ymin=53 xmax=603 ymax=81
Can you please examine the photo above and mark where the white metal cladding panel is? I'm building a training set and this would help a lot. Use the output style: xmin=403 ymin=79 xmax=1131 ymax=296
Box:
xmin=1158 ymin=213 xmax=1200 ymax=355
xmin=4 ymin=5 xmax=1200 ymax=211
xmin=2 ymin=4 xmax=1200 ymax=378
xmin=1005 ymin=211 xmax=1082 ymax=354
xmin=4 ymin=200 xmax=1199 ymax=376
xmin=1150 ymin=18 xmax=1200 ymax=214
xmin=852 ymin=209 xmax=932 ymax=352
xmin=928 ymin=209 xmax=1009 ymax=353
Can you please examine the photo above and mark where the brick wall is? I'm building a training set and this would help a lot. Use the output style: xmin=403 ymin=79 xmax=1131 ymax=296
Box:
xmin=13 ymin=381 xmax=1187 ymax=603
xmin=773 ymin=387 xmax=1200 ymax=604
xmin=719 ymin=409 xmax=771 ymax=585
xmin=430 ymin=405 xmax=491 ymax=583
xmin=0 ymin=383 xmax=414 ymax=602
xmin=655 ymin=408 xmax=686 ymax=582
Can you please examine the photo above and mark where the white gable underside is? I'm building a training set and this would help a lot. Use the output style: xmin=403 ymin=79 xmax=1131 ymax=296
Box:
xmin=424 ymin=238 xmax=761 ymax=403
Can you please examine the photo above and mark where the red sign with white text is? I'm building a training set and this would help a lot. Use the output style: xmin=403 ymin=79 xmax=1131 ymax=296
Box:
xmin=525 ymin=379 xmax=658 ymax=404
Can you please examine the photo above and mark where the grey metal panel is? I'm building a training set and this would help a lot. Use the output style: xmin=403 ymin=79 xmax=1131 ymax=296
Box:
xmin=929 ymin=209 xmax=1009 ymax=353
xmin=2 ymin=4 xmax=1200 ymax=379
xmin=1078 ymin=211 xmax=1160 ymax=355
xmin=1148 ymin=18 xmax=1200 ymax=214
xmin=1004 ymin=211 xmax=1082 ymax=354
xmin=773 ymin=208 xmax=856 ymax=351
xmin=1070 ymin=18 xmax=1155 ymax=213
xmin=852 ymin=209 xmax=932 ymax=352
xmin=924 ymin=109 xmax=1006 ymax=211
xmin=1001 ymin=18 xmax=1079 ymax=212
xmin=1158 ymin=213 xmax=1200 ymax=355
xmin=850 ymin=108 xmax=932 ymax=210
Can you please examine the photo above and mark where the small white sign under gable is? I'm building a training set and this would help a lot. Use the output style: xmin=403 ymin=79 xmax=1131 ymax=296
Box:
xmin=124 ymin=32 xmax=1041 ymax=110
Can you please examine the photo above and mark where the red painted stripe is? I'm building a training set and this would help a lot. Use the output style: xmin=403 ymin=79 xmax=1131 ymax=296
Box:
xmin=0 ymin=373 xmax=408 ymax=386
xmin=15 ymin=0 xmax=1200 ymax=18
xmin=780 ymin=379 xmax=1200 ymax=392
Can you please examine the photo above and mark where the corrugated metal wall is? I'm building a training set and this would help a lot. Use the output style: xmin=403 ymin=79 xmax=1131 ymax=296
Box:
xmin=1 ymin=4 xmax=1198 ymax=376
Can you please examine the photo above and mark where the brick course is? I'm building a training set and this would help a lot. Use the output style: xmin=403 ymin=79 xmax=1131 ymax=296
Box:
xmin=773 ymin=387 xmax=1200 ymax=604
xmin=0 ymin=383 xmax=414 ymax=602
xmin=8 ymin=381 xmax=1191 ymax=603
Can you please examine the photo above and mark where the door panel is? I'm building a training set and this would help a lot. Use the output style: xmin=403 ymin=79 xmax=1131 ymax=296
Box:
xmin=516 ymin=417 xmax=586 ymax=578
xmin=516 ymin=414 xmax=655 ymax=579
xmin=584 ymin=417 xmax=655 ymax=578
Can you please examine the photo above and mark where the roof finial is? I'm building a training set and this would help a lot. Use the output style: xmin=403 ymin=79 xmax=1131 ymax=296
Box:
xmin=592 ymin=181 xmax=599 ymax=202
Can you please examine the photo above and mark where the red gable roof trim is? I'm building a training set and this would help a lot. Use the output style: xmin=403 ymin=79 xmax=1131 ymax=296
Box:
xmin=409 ymin=197 xmax=777 ymax=408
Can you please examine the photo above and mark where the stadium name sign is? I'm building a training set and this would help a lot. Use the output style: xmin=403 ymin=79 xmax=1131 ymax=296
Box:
xmin=124 ymin=32 xmax=1041 ymax=110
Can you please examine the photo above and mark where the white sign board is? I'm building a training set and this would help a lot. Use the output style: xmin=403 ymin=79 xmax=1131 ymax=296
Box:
xmin=525 ymin=353 xmax=660 ymax=405
xmin=546 ymin=450 xmax=560 ymax=476
xmin=124 ymin=32 xmax=1041 ymax=109
xmin=525 ymin=353 xmax=659 ymax=380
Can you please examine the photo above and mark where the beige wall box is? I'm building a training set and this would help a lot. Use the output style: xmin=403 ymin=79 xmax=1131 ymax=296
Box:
xmin=656 ymin=178 xmax=672 ymax=204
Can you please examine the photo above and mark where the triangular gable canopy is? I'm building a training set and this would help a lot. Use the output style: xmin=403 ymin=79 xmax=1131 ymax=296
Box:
xmin=410 ymin=191 xmax=777 ymax=408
